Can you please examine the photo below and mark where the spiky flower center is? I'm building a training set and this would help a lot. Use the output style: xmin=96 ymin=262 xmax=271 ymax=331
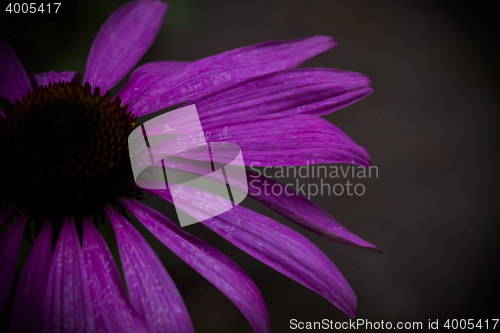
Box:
xmin=0 ymin=82 xmax=140 ymax=218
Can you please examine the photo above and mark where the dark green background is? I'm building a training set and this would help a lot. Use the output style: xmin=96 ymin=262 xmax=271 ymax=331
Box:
xmin=1 ymin=1 xmax=499 ymax=332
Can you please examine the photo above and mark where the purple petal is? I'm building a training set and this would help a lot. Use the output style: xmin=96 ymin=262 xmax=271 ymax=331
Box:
xmin=246 ymin=170 xmax=381 ymax=253
xmin=142 ymin=157 xmax=378 ymax=253
xmin=119 ymin=198 xmax=270 ymax=333
xmin=0 ymin=37 xmax=32 ymax=103
xmin=29 ymin=71 xmax=81 ymax=89
xmin=82 ymin=216 xmax=147 ymax=333
xmin=0 ymin=107 xmax=5 ymax=119
xmin=0 ymin=212 xmax=29 ymax=318
xmin=133 ymin=61 xmax=191 ymax=76
xmin=117 ymin=62 xmax=191 ymax=103
xmin=152 ymin=188 xmax=358 ymax=318
xmin=118 ymin=36 xmax=337 ymax=116
xmin=83 ymin=0 xmax=167 ymax=93
xmin=105 ymin=205 xmax=194 ymax=333
xmin=206 ymin=115 xmax=370 ymax=167
xmin=10 ymin=219 xmax=53 ymax=333
xmin=43 ymin=216 xmax=95 ymax=333
xmin=195 ymin=68 xmax=372 ymax=127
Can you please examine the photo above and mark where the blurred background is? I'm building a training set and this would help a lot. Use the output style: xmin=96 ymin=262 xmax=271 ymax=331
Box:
xmin=1 ymin=0 xmax=499 ymax=331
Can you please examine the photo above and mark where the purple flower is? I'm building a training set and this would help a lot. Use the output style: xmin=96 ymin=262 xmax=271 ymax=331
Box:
xmin=0 ymin=0 xmax=380 ymax=332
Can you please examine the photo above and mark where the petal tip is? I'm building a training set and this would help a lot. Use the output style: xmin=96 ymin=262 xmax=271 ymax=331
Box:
xmin=310 ymin=35 xmax=339 ymax=50
xmin=367 ymin=245 xmax=383 ymax=254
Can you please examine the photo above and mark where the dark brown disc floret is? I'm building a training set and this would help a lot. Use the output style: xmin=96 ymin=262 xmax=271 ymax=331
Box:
xmin=0 ymin=82 xmax=141 ymax=218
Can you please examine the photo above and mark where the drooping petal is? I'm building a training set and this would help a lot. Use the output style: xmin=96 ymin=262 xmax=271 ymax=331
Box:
xmin=246 ymin=170 xmax=381 ymax=253
xmin=119 ymin=198 xmax=270 ymax=333
xmin=82 ymin=216 xmax=147 ymax=333
xmin=118 ymin=36 xmax=337 ymax=116
xmin=206 ymin=115 xmax=370 ymax=167
xmin=84 ymin=0 xmax=168 ymax=93
xmin=10 ymin=219 xmax=53 ymax=333
xmin=105 ymin=205 xmax=194 ymax=333
xmin=0 ymin=211 xmax=29 ymax=318
xmin=140 ymin=153 xmax=377 ymax=253
xmin=0 ymin=37 xmax=32 ymax=103
xmin=152 ymin=188 xmax=358 ymax=318
xmin=194 ymin=68 xmax=372 ymax=127
xmin=30 ymin=71 xmax=81 ymax=89
xmin=139 ymin=155 xmax=377 ymax=253
xmin=43 ymin=216 xmax=95 ymax=333
xmin=209 ymin=209 xmax=358 ymax=319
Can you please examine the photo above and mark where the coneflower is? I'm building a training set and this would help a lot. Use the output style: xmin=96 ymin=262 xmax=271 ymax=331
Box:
xmin=0 ymin=0 xmax=379 ymax=332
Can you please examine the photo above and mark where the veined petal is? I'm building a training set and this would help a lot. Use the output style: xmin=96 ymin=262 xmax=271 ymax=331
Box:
xmin=10 ymin=219 xmax=53 ymax=333
xmin=0 ymin=211 xmax=29 ymax=318
xmin=152 ymin=188 xmax=358 ymax=318
xmin=0 ymin=37 xmax=32 ymax=103
xmin=105 ymin=205 xmax=194 ymax=333
xmin=141 ymin=158 xmax=377 ymax=252
xmin=83 ymin=0 xmax=167 ymax=93
xmin=195 ymin=68 xmax=372 ymax=127
xmin=82 ymin=216 xmax=147 ymax=333
xmin=246 ymin=170 xmax=381 ymax=253
xmin=117 ymin=61 xmax=192 ymax=103
xmin=205 ymin=115 xmax=370 ymax=167
xmin=43 ymin=216 xmax=95 ymax=333
xmin=118 ymin=36 xmax=337 ymax=116
xmin=119 ymin=198 xmax=270 ymax=333
xmin=30 ymin=71 xmax=81 ymax=89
